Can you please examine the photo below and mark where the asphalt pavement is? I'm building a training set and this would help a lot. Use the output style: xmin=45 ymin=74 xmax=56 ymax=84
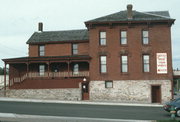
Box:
xmin=0 ymin=100 xmax=172 ymax=120
xmin=0 ymin=97 xmax=177 ymax=122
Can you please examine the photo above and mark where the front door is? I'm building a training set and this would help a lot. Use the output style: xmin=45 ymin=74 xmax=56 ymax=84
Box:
xmin=151 ymin=85 xmax=161 ymax=103
xmin=82 ymin=82 xmax=89 ymax=100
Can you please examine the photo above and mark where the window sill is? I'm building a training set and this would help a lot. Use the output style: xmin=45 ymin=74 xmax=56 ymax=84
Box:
xmin=143 ymin=72 xmax=150 ymax=74
xmin=142 ymin=44 xmax=151 ymax=46
xmin=120 ymin=44 xmax=128 ymax=47
xmin=121 ymin=72 xmax=129 ymax=75
xmin=100 ymin=73 xmax=108 ymax=75
xmin=105 ymin=87 xmax=113 ymax=89
xmin=99 ymin=45 xmax=107 ymax=47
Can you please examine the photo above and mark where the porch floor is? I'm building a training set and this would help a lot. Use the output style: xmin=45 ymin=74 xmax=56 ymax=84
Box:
xmin=10 ymin=78 xmax=83 ymax=89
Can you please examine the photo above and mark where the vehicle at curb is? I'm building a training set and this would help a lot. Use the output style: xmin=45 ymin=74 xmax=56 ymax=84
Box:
xmin=163 ymin=97 xmax=180 ymax=117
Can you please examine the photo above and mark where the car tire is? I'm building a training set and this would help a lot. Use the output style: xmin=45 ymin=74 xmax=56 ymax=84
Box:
xmin=176 ymin=109 xmax=180 ymax=117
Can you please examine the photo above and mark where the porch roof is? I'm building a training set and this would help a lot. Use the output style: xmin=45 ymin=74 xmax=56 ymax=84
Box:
xmin=2 ymin=55 xmax=91 ymax=64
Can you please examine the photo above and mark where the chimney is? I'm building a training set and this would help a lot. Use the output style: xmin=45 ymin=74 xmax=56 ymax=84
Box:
xmin=38 ymin=22 xmax=43 ymax=32
xmin=127 ymin=4 xmax=133 ymax=19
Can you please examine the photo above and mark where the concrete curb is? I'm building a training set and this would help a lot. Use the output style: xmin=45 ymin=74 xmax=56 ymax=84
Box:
xmin=0 ymin=113 xmax=153 ymax=122
xmin=0 ymin=97 xmax=163 ymax=107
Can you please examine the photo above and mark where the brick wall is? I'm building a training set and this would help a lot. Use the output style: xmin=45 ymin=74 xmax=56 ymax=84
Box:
xmin=29 ymin=42 xmax=89 ymax=57
xmin=89 ymin=25 xmax=173 ymax=81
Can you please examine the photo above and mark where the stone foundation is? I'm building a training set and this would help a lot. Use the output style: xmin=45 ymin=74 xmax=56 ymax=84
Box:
xmin=6 ymin=88 xmax=82 ymax=101
xmin=90 ymin=80 xmax=172 ymax=103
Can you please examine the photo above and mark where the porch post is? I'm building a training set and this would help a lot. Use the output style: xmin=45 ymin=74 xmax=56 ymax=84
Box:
xmin=27 ymin=62 xmax=29 ymax=78
xmin=4 ymin=62 xmax=6 ymax=96
xmin=68 ymin=61 xmax=70 ymax=78
xmin=47 ymin=61 xmax=50 ymax=78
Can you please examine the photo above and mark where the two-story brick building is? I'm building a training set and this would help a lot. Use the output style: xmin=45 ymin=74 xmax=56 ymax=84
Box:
xmin=2 ymin=4 xmax=175 ymax=103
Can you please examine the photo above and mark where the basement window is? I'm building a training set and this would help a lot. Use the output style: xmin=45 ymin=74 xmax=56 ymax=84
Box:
xmin=105 ymin=80 xmax=113 ymax=88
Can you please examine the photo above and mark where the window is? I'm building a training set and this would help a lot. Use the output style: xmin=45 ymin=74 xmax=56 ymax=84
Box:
xmin=39 ymin=45 xmax=45 ymax=56
xmin=121 ymin=56 xmax=128 ymax=73
xmin=73 ymin=64 xmax=79 ymax=75
xmin=99 ymin=31 xmax=106 ymax=45
xmin=100 ymin=56 xmax=107 ymax=73
xmin=72 ymin=44 xmax=78 ymax=55
xmin=143 ymin=55 xmax=150 ymax=72
xmin=105 ymin=80 xmax=113 ymax=88
xmin=142 ymin=30 xmax=149 ymax=44
xmin=39 ymin=65 xmax=45 ymax=76
xmin=120 ymin=31 xmax=127 ymax=45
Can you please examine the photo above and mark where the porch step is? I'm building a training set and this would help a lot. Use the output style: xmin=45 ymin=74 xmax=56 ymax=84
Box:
xmin=10 ymin=78 xmax=83 ymax=89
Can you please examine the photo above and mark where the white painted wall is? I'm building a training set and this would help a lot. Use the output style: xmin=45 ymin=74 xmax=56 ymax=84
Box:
xmin=174 ymin=71 xmax=180 ymax=76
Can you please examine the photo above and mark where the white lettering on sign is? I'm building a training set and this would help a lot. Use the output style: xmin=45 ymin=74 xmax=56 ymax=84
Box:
xmin=156 ymin=53 xmax=168 ymax=74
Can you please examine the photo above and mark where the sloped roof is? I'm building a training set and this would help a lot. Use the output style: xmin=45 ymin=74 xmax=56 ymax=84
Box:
xmin=85 ymin=10 xmax=174 ymax=23
xmin=27 ymin=10 xmax=174 ymax=44
xmin=27 ymin=29 xmax=88 ymax=44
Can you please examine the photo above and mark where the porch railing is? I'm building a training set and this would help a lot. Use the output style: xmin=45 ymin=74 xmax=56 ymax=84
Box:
xmin=9 ymin=71 xmax=89 ymax=85
xmin=28 ymin=71 xmax=89 ymax=78
xmin=10 ymin=73 xmax=28 ymax=84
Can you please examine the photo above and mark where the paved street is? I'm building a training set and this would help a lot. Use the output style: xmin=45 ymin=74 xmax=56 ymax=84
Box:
xmin=0 ymin=101 xmax=176 ymax=121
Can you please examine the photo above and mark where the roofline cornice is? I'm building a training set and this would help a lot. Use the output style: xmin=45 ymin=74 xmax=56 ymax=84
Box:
xmin=27 ymin=40 xmax=89 ymax=45
xmin=2 ymin=55 xmax=92 ymax=63
xmin=85 ymin=19 xmax=175 ymax=27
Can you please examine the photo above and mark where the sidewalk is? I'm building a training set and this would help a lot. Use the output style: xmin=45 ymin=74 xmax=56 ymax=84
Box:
xmin=0 ymin=97 xmax=163 ymax=107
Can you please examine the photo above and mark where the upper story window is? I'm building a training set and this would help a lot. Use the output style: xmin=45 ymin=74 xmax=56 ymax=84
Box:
xmin=143 ymin=55 xmax=150 ymax=72
xmin=99 ymin=31 xmax=106 ymax=46
xmin=72 ymin=44 xmax=78 ymax=55
xmin=39 ymin=45 xmax=45 ymax=56
xmin=142 ymin=30 xmax=149 ymax=45
xmin=100 ymin=56 xmax=107 ymax=73
xmin=121 ymin=55 xmax=128 ymax=73
xmin=120 ymin=31 xmax=127 ymax=45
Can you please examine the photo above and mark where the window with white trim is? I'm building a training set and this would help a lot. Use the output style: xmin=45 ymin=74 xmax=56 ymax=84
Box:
xmin=120 ymin=31 xmax=127 ymax=45
xmin=39 ymin=45 xmax=45 ymax=56
xmin=99 ymin=31 xmax=106 ymax=45
xmin=72 ymin=44 xmax=78 ymax=55
xmin=39 ymin=65 xmax=45 ymax=76
xmin=142 ymin=30 xmax=149 ymax=45
xmin=73 ymin=64 xmax=79 ymax=75
xmin=143 ymin=55 xmax=150 ymax=72
xmin=100 ymin=56 xmax=107 ymax=73
xmin=105 ymin=80 xmax=113 ymax=88
xmin=121 ymin=55 xmax=128 ymax=73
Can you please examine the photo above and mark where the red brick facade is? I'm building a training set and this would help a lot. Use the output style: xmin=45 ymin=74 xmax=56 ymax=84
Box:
xmin=89 ymin=25 xmax=173 ymax=81
xmin=29 ymin=42 xmax=89 ymax=57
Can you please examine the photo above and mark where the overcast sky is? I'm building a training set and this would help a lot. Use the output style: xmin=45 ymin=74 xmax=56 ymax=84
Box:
xmin=0 ymin=0 xmax=179 ymax=69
